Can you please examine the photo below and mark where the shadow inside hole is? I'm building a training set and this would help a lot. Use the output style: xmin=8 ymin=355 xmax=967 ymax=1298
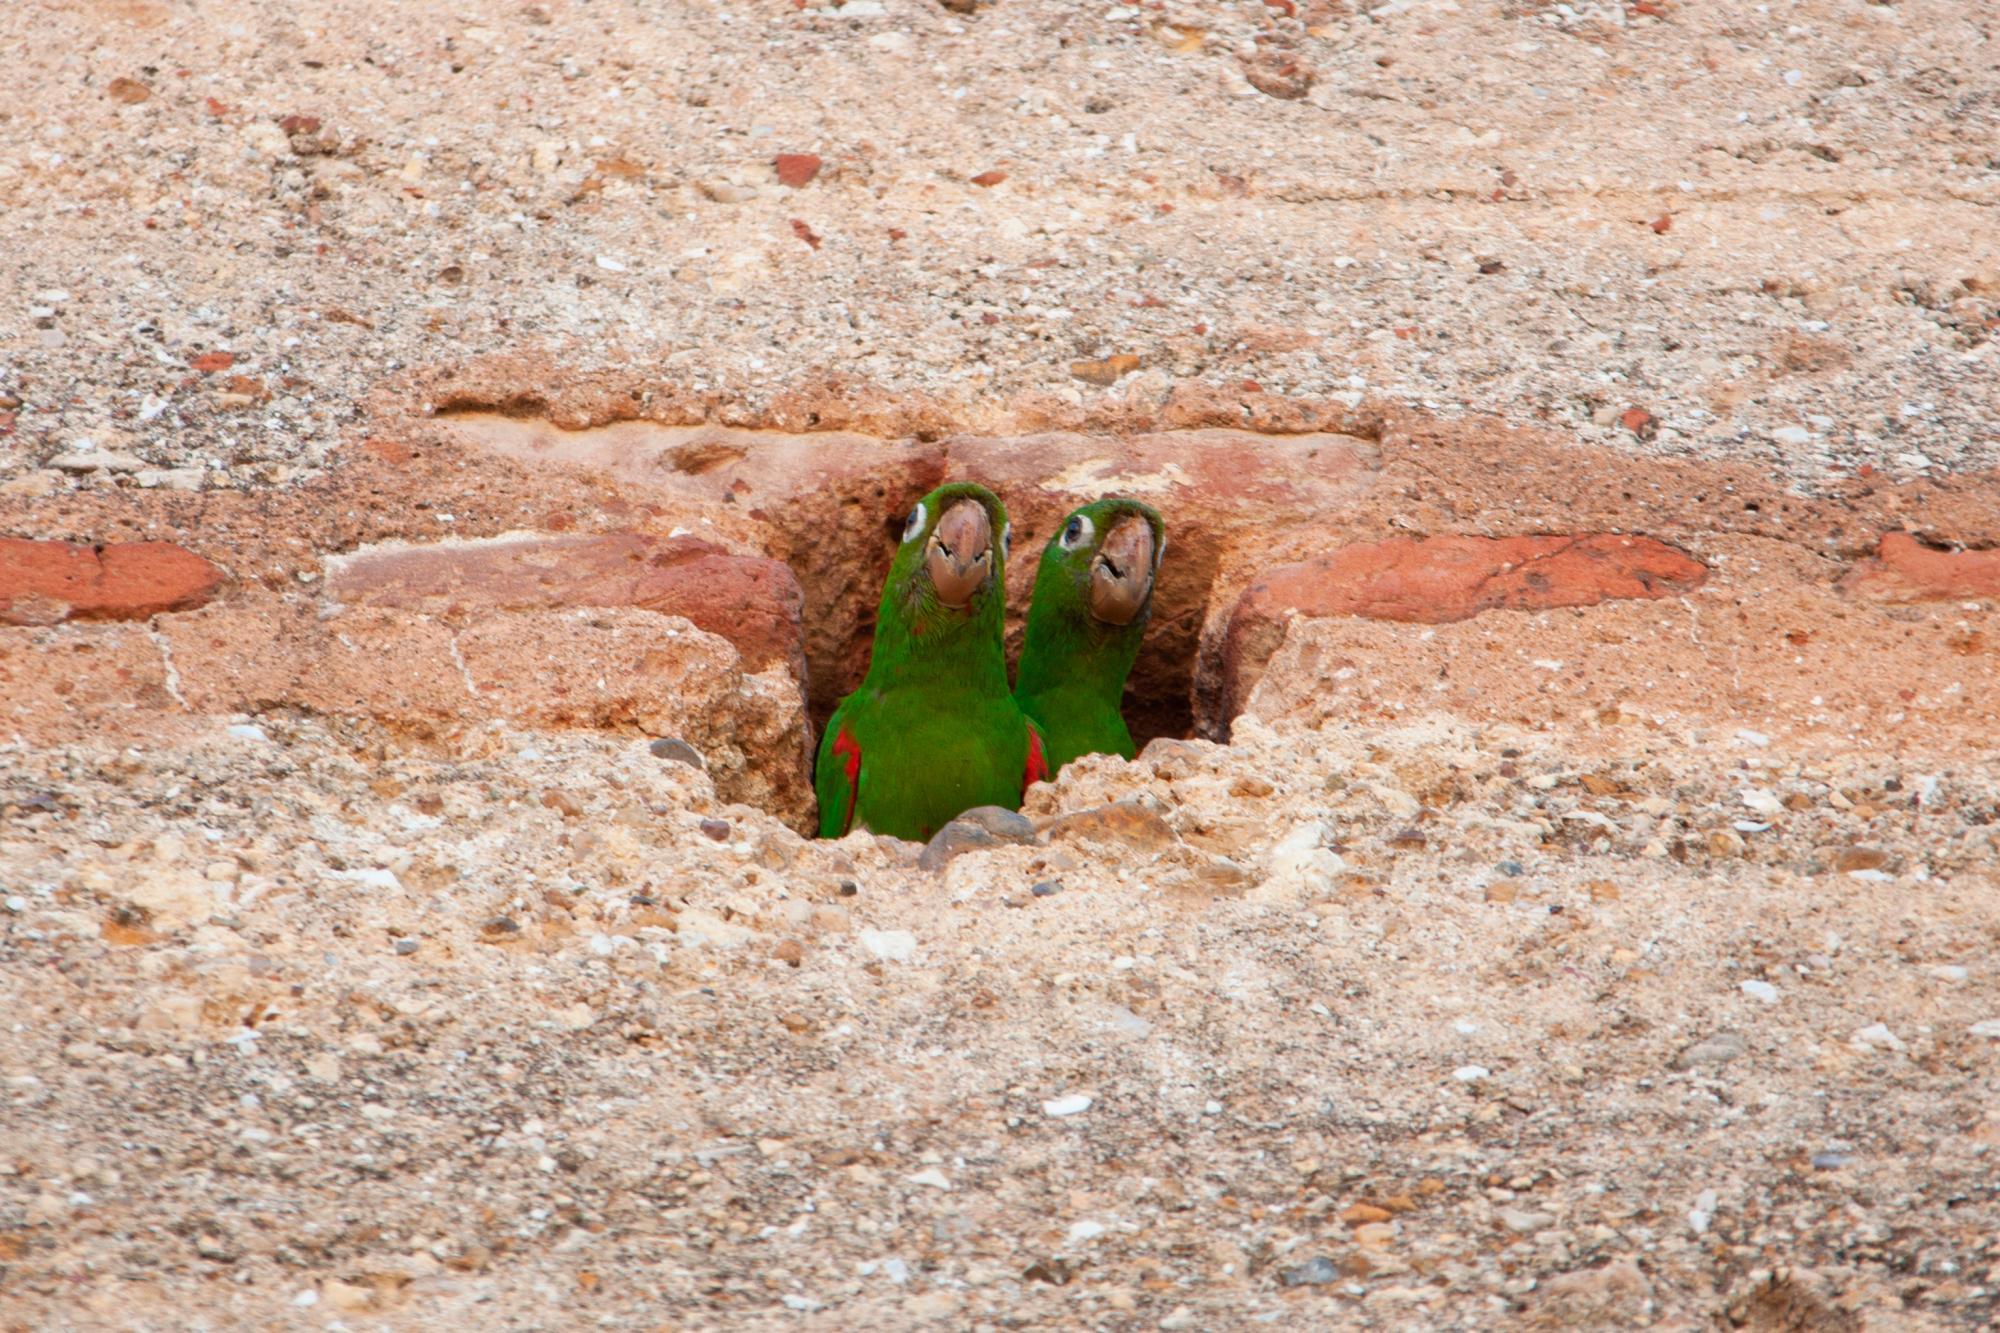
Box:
xmin=1123 ymin=677 xmax=1196 ymax=753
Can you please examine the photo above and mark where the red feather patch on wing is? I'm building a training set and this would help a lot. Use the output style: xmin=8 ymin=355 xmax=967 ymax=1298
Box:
xmin=832 ymin=726 xmax=862 ymax=835
xmin=1023 ymin=723 xmax=1050 ymax=792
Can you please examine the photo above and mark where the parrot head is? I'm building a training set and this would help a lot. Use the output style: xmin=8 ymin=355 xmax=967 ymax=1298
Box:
xmin=1038 ymin=497 xmax=1164 ymax=630
xmin=888 ymin=482 xmax=1012 ymax=628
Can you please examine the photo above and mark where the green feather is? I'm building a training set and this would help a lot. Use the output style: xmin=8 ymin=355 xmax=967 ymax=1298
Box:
xmin=1014 ymin=498 xmax=1165 ymax=775
xmin=815 ymin=482 xmax=1044 ymax=841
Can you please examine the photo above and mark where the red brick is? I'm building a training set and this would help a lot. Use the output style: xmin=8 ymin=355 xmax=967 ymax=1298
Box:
xmin=1839 ymin=532 xmax=2000 ymax=604
xmin=0 ymin=538 xmax=224 ymax=626
xmin=325 ymin=531 xmax=806 ymax=682
xmin=773 ymin=153 xmax=822 ymax=188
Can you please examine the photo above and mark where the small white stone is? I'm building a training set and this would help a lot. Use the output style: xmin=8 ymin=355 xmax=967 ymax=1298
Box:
xmin=1740 ymin=980 xmax=1779 ymax=1005
xmin=1452 ymin=1065 xmax=1489 ymax=1082
xmin=1968 ymin=1019 xmax=2000 ymax=1040
xmin=676 ymin=908 xmax=753 ymax=950
xmin=1066 ymin=1219 xmax=1106 ymax=1244
xmin=226 ymin=724 xmax=269 ymax=742
xmin=1043 ymin=1093 xmax=1093 ymax=1117
xmin=1500 ymin=1208 xmax=1552 ymax=1234
xmin=241 ymin=120 xmax=292 ymax=156
xmin=1203 ymin=1100 xmax=1223 ymax=1116
xmin=594 ymin=255 xmax=627 ymax=272
xmin=1734 ymin=729 xmax=1771 ymax=747
xmin=1688 ymin=1187 xmax=1718 ymax=1234
xmin=906 ymin=1168 xmax=952 ymax=1191
xmin=859 ymin=929 xmax=917 ymax=963
xmin=1850 ymin=1023 xmax=1905 ymax=1052
xmin=50 ymin=450 xmax=145 ymax=474
xmin=292 ymin=1290 xmax=320 ymax=1308
xmin=4 ymin=896 xmax=25 ymax=914
xmin=1739 ymin=789 xmax=1784 ymax=816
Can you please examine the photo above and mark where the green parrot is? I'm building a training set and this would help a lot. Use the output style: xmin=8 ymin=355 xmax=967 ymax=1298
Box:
xmin=1013 ymin=497 xmax=1165 ymax=775
xmin=816 ymin=482 xmax=1050 ymax=841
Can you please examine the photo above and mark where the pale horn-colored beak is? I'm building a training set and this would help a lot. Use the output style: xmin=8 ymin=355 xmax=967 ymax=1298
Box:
xmin=1088 ymin=515 xmax=1157 ymax=626
xmin=926 ymin=499 xmax=993 ymax=609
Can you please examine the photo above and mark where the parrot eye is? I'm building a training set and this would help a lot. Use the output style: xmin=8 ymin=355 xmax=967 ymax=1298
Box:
xmin=901 ymin=502 xmax=927 ymax=544
xmin=1059 ymin=514 xmax=1093 ymax=551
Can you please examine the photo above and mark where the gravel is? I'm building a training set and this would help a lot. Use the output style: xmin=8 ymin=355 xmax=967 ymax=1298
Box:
xmin=2 ymin=1 xmax=1998 ymax=1328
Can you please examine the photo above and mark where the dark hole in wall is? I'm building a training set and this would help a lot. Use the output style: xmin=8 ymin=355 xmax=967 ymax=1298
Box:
xmin=800 ymin=512 xmax=1204 ymax=751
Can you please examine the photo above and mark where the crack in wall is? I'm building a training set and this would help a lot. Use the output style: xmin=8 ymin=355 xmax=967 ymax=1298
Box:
xmin=448 ymin=632 xmax=481 ymax=699
xmin=147 ymin=623 xmax=188 ymax=710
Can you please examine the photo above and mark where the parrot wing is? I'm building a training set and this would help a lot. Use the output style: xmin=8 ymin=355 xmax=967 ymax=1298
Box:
xmin=1023 ymin=719 xmax=1050 ymax=797
xmin=815 ymin=722 xmax=864 ymax=838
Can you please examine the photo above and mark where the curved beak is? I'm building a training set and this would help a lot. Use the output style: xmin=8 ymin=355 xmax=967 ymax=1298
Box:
xmin=926 ymin=499 xmax=993 ymax=610
xmin=1088 ymin=515 xmax=1157 ymax=626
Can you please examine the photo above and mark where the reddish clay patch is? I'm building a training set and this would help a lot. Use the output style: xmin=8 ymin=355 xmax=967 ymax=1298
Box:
xmin=1234 ymin=534 xmax=1705 ymax=627
xmin=773 ymin=153 xmax=822 ymax=187
xmin=0 ymin=538 xmax=224 ymax=627
xmin=1838 ymin=533 xmax=2000 ymax=603
xmin=189 ymin=351 xmax=234 ymax=373
xmin=360 ymin=437 xmax=414 ymax=465
xmin=325 ymin=531 xmax=806 ymax=680
xmin=1205 ymin=534 xmax=1705 ymax=729
xmin=1619 ymin=407 xmax=1657 ymax=439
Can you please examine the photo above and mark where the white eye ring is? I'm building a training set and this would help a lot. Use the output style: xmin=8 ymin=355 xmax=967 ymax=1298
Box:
xmin=1000 ymin=521 xmax=1011 ymax=560
xmin=901 ymin=502 xmax=927 ymax=544
xmin=1059 ymin=513 xmax=1094 ymax=551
